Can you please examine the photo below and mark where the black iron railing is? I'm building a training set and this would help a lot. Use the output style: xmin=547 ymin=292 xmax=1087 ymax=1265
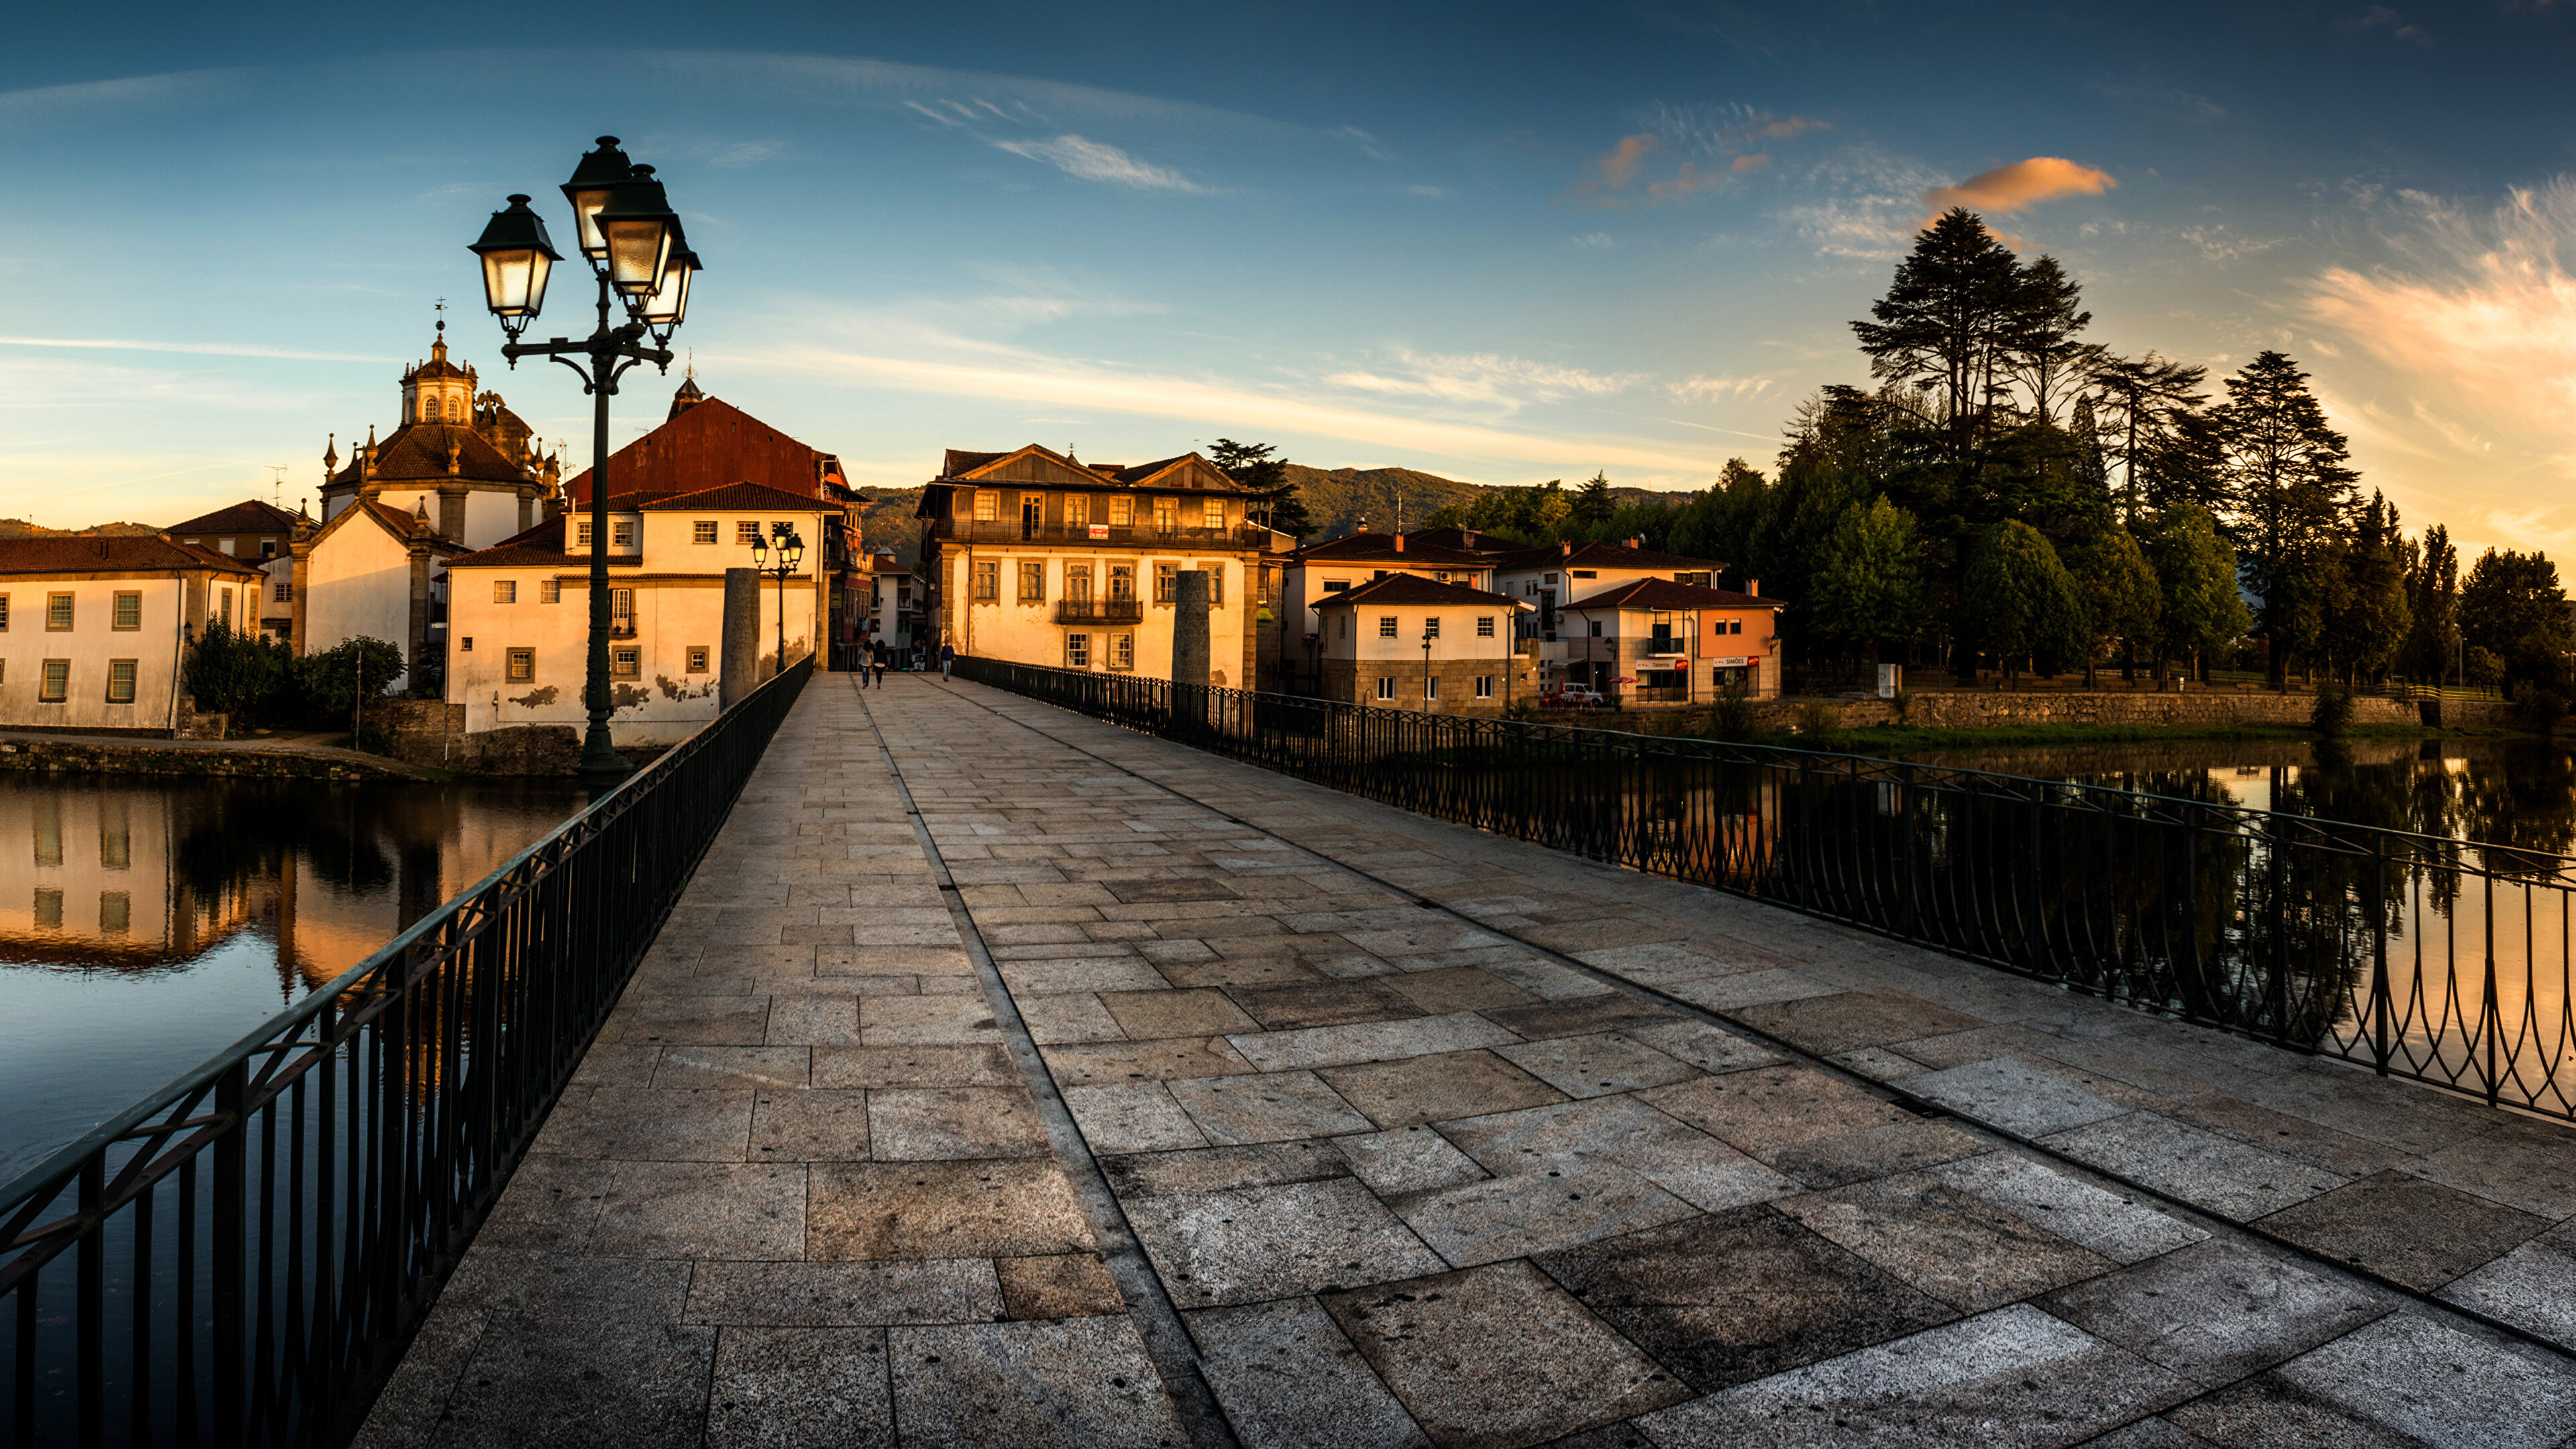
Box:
xmin=1 ymin=657 xmax=811 ymax=1449
xmin=957 ymin=657 xmax=2576 ymax=1120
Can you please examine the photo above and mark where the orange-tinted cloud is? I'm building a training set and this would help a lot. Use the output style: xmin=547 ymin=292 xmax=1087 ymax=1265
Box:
xmin=1920 ymin=157 xmax=2116 ymax=229
xmin=1583 ymin=133 xmax=1659 ymax=195
xmin=1731 ymin=154 xmax=1770 ymax=174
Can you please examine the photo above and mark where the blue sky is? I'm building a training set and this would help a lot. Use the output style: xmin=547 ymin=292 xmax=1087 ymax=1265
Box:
xmin=4 ymin=1 xmax=2573 ymax=555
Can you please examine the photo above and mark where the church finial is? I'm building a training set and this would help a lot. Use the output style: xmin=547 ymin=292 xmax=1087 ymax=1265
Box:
xmin=323 ymin=432 xmax=338 ymax=472
xmin=431 ymin=299 xmax=448 ymax=362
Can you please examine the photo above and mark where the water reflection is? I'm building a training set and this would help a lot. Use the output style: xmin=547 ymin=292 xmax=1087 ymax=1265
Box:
xmin=0 ymin=774 xmax=586 ymax=1182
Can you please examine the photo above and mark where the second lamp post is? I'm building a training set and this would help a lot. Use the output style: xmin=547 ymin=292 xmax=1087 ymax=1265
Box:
xmin=467 ymin=136 xmax=703 ymax=775
xmin=750 ymin=529 xmax=806 ymax=682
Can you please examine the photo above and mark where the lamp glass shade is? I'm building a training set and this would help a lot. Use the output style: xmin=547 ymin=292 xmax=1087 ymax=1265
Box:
xmin=783 ymin=536 xmax=805 ymax=570
xmin=749 ymin=531 xmax=767 ymax=563
xmin=559 ymin=137 xmax=634 ymax=262
xmin=468 ymin=196 xmax=561 ymax=318
xmin=639 ymin=249 xmax=698 ymax=327
xmin=595 ymin=168 xmax=678 ymax=297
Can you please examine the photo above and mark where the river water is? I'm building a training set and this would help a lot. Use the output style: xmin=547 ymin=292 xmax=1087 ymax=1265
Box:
xmin=0 ymin=773 xmax=589 ymax=1185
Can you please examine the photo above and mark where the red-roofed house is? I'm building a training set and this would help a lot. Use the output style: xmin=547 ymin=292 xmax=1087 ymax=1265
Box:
xmin=166 ymin=499 xmax=305 ymax=643
xmin=1310 ymin=573 xmax=1533 ymax=713
xmin=0 ymin=535 xmax=267 ymax=733
xmin=1556 ymin=578 xmax=1786 ymax=703
xmin=440 ymin=482 xmax=839 ymax=742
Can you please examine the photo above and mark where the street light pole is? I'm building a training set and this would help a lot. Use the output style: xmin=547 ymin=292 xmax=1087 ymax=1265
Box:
xmin=1422 ymin=622 xmax=1435 ymax=714
xmin=751 ymin=530 xmax=805 ymax=681
xmin=468 ymin=138 xmax=701 ymax=776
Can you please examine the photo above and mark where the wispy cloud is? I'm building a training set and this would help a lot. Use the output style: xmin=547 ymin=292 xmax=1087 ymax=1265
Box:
xmin=2094 ymin=81 xmax=2227 ymax=125
xmin=2343 ymin=5 xmax=2432 ymax=43
xmin=2302 ymin=179 xmax=2576 ymax=553
xmin=0 ymin=68 xmax=246 ymax=127
xmin=2176 ymin=223 xmax=2286 ymax=265
xmin=1666 ymin=374 xmax=1776 ymax=403
xmin=991 ymin=133 xmax=1205 ymax=192
xmin=0 ymin=337 xmax=397 ymax=363
xmin=1320 ymin=350 xmax=1648 ymax=411
xmin=1567 ymin=103 xmax=1830 ymax=205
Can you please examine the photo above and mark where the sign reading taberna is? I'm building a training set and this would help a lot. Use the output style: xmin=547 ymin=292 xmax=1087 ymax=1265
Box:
xmin=1713 ymin=657 xmax=1751 ymax=667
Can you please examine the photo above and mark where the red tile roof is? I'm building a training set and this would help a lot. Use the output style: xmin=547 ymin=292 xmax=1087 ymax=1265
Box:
xmin=1498 ymin=540 xmax=1725 ymax=574
xmin=1564 ymin=578 xmax=1781 ymax=611
xmin=443 ymin=517 xmax=574 ymax=569
xmin=1311 ymin=574 xmax=1521 ymax=608
xmin=636 ymin=482 xmax=839 ymax=513
xmin=0 ymin=535 xmax=266 ymax=578
xmin=328 ymin=422 xmax=530 ymax=487
xmin=1291 ymin=532 xmax=1497 ymax=568
xmin=166 ymin=499 xmax=301 ymax=535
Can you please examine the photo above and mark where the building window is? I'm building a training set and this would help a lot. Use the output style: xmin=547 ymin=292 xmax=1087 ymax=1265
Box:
xmin=46 ymin=593 xmax=72 ymax=631
xmin=39 ymin=659 xmax=68 ymax=702
xmin=1379 ymin=616 xmax=1397 ymax=638
xmin=1425 ymin=618 xmax=1440 ymax=639
xmin=1155 ymin=563 xmax=1179 ymax=603
xmin=494 ymin=580 xmax=518 ymax=604
xmin=972 ymin=561 xmax=1000 ymax=601
xmin=217 ymin=539 xmax=236 ymax=555
xmin=1067 ymin=633 xmax=1090 ymax=668
xmin=542 ymin=579 xmax=561 ymax=603
xmin=0 ymin=595 xmax=9 ymax=629
xmin=576 ymin=521 xmax=594 ymax=547
xmin=610 ymin=647 xmax=640 ymax=678
xmin=274 ymin=582 xmax=292 ymax=603
xmin=112 ymin=592 xmax=141 ymax=631
xmin=1108 ymin=564 xmax=1136 ymax=602
xmin=1424 ymin=676 xmax=1437 ymax=700
xmin=1544 ymin=573 xmax=1558 ymax=586
xmin=1589 ymin=620 xmax=1603 ymax=637
xmin=1203 ymin=565 xmax=1224 ymax=605
xmin=1477 ymin=675 xmax=1495 ymax=698
xmin=34 ymin=890 xmax=60 ymax=929
xmin=612 ymin=521 xmax=635 ymax=548
xmin=693 ymin=521 xmax=718 ymax=544
xmin=1572 ymin=570 xmax=1597 ymax=580
xmin=101 ymin=891 xmax=130 ymax=934
xmin=1066 ymin=495 xmax=1089 ymax=527
xmin=105 ymin=659 xmax=136 ymax=704
xmin=261 ymin=539 xmax=278 ymax=559
xmin=610 ymin=588 xmax=635 ymax=633
xmin=971 ymin=490 xmax=999 ymax=523
xmin=1150 ymin=497 xmax=1177 ymax=534
xmin=1323 ymin=580 xmax=1348 ymax=594
xmin=1338 ymin=614 xmax=1348 ymax=639
xmin=219 ymin=589 xmax=233 ymax=629
xmin=1108 ymin=496 xmax=1134 ymax=528
xmin=498 ymin=648 xmax=531 ymax=682
xmin=462 ymin=637 xmax=474 ymax=652
xmin=1113 ymin=633 xmax=1134 ymax=671
xmin=1477 ymin=616 xmax=1495 ymax=638
xmin=1065 ymin=564 xmax=1093 ymax=602
xmin=1376 ymin=676 xmax=1395 ymax=700
xmin=1018 ymin=560 xmax=1046 ymax=602
xmin=1202 ymin=498 xmax=1224 ymax=530
xmin=686 ymin=645 xmax=710 ymax=673
xmin=737 ymin=521 xmax=761 ymax=544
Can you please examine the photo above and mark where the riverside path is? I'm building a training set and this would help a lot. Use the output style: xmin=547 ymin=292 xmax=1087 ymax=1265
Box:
xmin=364 ymin=671 xmax=2576 ymax=1448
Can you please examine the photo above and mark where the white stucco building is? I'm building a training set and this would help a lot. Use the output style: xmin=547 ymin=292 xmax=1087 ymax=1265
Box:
xmin=442 ymin=482 xmax=834 ymax=744
xmin=166 ymin=499 xmax=305 ymax=645
xmin=1311 ymin=574 xmax=1533 ymax=714
xmin=0 ymin=536 xmax=266 ymax=733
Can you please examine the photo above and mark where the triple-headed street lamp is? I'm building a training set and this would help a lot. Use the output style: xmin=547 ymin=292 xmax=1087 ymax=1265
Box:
xmin=749 ymin=529 xmax=806 ymax=682
xmin=468 ymin=136 xmax=703 ymax=775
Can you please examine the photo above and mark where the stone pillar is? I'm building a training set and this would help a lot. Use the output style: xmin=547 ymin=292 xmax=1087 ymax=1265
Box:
xmin=720 ymin=568 xmax=761 ymax=708
xmin=438 ymin=488 xmax=468 ymax=542
xmin=1173 ymin=570 xmax=1210 ymax=732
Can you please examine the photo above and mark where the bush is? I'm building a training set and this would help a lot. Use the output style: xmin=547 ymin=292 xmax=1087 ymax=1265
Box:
xmin=2310 ymin=686 xmax=2356 ymax=738
xmin=298 ymin=637 xmax=406 ymax=726
xmin=1793 ymin=701 xmax=1840 ymax=739
xmin=1889 ymin=688 xmax=1915 ymax=726
xmin=2526 ymin=688 xmax=2567 ymax=737
xmin=1709 ymin=689 xmax=1759 ymax=742
xmin=181 ymin=625 xmax=295 ymax=729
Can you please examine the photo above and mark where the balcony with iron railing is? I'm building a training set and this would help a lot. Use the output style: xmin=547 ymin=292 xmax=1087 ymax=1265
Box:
xmin=1053 ymin=598 xmax=1146 ymax=625
xmin=929 ymin=519 xmax=1272 ymax=549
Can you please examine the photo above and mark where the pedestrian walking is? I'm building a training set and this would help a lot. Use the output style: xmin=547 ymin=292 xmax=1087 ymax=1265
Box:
xmin=939 ymin=641 xmax=955 ymax=681
xmin=872 ymin=649 xmax=885 ymax=688
xmin=856 ymin=642 xmax=872 ymax=686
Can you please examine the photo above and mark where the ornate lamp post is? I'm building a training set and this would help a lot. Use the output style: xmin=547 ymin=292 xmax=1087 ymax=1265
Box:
xmin=1421 ymin=621 xmax=1436 ymax=714
xmin=468 ymin=137 xmax=704 ymax=775
xmin=750 ymin=529 xmax=806 ymax=680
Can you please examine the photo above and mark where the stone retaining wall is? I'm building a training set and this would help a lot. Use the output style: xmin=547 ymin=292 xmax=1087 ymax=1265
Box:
xmin=0 ymin=739 xmax=418 ymax=780
xmin=1730 ymin=689 xmax=2528 ymax=734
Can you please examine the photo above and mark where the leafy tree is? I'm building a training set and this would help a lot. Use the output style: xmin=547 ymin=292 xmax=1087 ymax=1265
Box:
xmin=2320 ymin=492 xmax=2412 ymax=685
xmin=1208 ymin=438 xmax=1312 ymax=539
xmin=2461 ymin=549 xmax=2571 ymax=692
xmin=1666 ymin=458 xmax=1770 ymax=573
xmin=180 ymin=623 xmax=293 ymax=726
xmin=1849 ymin=209 xmax=2031 ymax=461
xmin=2141 ymin=505 xmax=2251 ymax=685
xmin=1570 ymin=472 xmax=1615 ymax=528
xmin=1807 ymin=496 xmax=1923 ymax=663
xmin=299 ymin=636 xmax=406 ymax=727
xmin=1962 ymin=521 xmax=2089 ymax=685
xmin=2212 ymin=351 xmax=2357 ymax=686
xmin=2066 ymin=527 xmax=2161 ymax=688
xmin=1752 ymin=457 xmax=1869 ymax=661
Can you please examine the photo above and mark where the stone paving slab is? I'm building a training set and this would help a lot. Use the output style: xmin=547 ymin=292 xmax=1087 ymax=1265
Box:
xmin=366 ymin=674 xmax=2576 ymax=1446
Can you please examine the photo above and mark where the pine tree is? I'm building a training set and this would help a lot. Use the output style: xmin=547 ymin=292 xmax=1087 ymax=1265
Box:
xmin=1850 ymin=209 xmax=2029 ymax=460
xmin=2088 ymin=353 xmax=2207 ymax=520
xmin=2212 ymin=352 xmax=2358 ymax=686
xmin=2320 ymin=493 xmax=2412 ymax=685
xmin=1206 ymin=439 xmax=1311 ymax=539
xmin=1571 ymin=472 xmax=1615 ymax=529
xmin=2461 ymin=549 xmax=2572 ymax=692
xmin=2401 ymin=524 xmax=2461 ymax=684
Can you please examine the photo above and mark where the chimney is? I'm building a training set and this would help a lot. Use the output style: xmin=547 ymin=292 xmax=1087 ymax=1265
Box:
xmin=1393 ymin=533 xmax=1404 ymax=552
xmin=1747 ymin=578 xmax=1760 ymax=597
xmin=1560 ymin=540 xmax=1572 ymax=558
xmin=1626 ymin=535 xmax=1640 ymax=549
xmin=1464 ymin=528 xmax=1479 ymax=549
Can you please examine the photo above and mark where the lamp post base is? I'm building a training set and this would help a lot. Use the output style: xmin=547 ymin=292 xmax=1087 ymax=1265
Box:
xmin=578 ymin=723 xmax=631 ymax=777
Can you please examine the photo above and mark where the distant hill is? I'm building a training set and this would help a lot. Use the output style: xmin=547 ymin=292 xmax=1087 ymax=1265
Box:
xmin=0 ymin=519 xmax=162 ymax=539
xmin=843 ymin=463 xmax=1698 ymax=562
